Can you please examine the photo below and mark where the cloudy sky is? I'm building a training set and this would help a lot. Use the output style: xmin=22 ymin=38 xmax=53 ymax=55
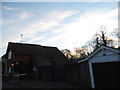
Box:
xmin=1 ymin=1 xmax=118 ymax=56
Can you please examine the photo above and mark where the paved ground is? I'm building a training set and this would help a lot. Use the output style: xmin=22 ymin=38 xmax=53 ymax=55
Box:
xmin=2 ymin=79 xmax=82 ymax=89
xmin=2 ymin=81 xmax=32 ymax=88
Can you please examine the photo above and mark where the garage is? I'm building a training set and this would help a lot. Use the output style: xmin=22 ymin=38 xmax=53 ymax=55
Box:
xmin=92 ymin=62 xmax=119 ymax=88
xmin=78 ymin=45 xmax=120 ymax=88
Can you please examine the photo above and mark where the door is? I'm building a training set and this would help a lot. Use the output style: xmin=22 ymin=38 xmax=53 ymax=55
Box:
xmin=92 ymin=62 xmax=119 ymax=88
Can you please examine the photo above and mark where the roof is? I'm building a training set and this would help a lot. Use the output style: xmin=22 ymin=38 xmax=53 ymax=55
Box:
xmin=4 ymin=42 xmax=68 ymax=66
xmin=41 ymin=46 xmax=68 ymax=65
xmin=6 ymin=42 xmax=42 ymax=54
xmin=78 ymin=45 xmax=120 ymax=63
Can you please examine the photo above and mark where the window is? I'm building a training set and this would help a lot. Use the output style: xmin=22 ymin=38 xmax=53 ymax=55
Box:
xmin=33 ymin=66 xmax=37 ymax=71
xmin=8 ymin=51 xmax=12 ymax=59
xmin=8 ymin=67 xmax=12 ymax=73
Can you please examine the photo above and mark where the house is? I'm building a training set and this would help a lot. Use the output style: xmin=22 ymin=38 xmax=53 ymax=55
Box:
xmin=2 ymin=42 xmax=67 ymax=81
xmin=78 ymin=45 xmax=120 ymax=88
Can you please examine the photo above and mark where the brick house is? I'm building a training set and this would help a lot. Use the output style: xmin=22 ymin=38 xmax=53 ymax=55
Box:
xmin=2 ymin=42 xmax=67 ymax=81
xmin=78 ymin=45 xmax=120 ymax=88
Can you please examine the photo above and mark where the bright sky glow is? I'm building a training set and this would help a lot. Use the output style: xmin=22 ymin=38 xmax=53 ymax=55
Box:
xmin=1 ymin=1 xmax=118 ymax=56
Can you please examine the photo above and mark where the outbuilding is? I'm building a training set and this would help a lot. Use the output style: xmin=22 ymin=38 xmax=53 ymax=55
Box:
xmin=78 ymin=46 xmax=120 ymax=88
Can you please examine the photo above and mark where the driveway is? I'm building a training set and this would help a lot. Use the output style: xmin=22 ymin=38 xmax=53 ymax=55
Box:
xmin=2 ymin=79 xmax=82 ymax=89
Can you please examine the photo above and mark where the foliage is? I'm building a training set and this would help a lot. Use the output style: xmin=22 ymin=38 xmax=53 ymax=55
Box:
xmin=61 ymin=26 xmax=118 ymax=60
xmin=61 ymin=49 xmax=72 ymax=59
xmin=111 ymin=28 xmax=120 ymax=38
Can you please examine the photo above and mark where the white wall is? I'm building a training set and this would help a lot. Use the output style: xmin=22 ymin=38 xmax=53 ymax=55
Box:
xmin=90 ymin=54 xmax=119 ymax=63
xmin=88 ymin=49 xmax=119 ymax=88
xmin=89 ymin=49 xmax=120 ymax=63
xmin=94 ymin=49 xmax=118 ymax=57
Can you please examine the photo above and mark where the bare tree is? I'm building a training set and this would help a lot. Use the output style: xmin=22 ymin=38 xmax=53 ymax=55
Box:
xmin=111 ymin=28 xmax=120 ymax=47
xmin=74 ymin=47 xmax=89 ymax=59
xmin=106 ymin=39 xmax=115 ymax=47
xmin=61 ymin=49 xmax=72 ymax=59
xmin=111 ymin=28 xmax=120 ymax=38
xmin=82 ymin=26 xmax=116 ymax=55
xmin=61 ymin=26 xmax=117 ymax=61
xmin=86 ymin=40 xmax=95 ymax=53
xmin=96 ymin=26 xmax=107 ymax=46
xmin=94 ymin=26 xmax=116 ymax=47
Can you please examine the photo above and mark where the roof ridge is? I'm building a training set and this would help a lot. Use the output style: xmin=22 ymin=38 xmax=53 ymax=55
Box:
xmin=41 ymin=45 xmax=57 ymax=48
xmin=9 ymin=42 xmax=41 ymax=46
xmin=78 ymin=45 xmax=119 ymax=63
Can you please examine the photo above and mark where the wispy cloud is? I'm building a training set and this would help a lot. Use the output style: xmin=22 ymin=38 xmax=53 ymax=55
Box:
xmin=26 ymin=36 xmax=45 ymax=43
xmin=2 ymin=19 xmax=15 ymax=25
xmin=2 ymin=11 xmax=33 ymax=25
xmin=21 ymin=10 xmax=79 ymax=38
xmin=2 ymin=10 xmax=78 ymax=48
xmin=2 ymin=6 xmax=16 ymax=10
xmin=41 ymin=8 xmax=118 ymax=50
xmin=43 ymin=10 xmax=79 ymax=22
xmin=19 ymin=12 xmax=32 ymax=20
xmin=1 ymin=7 xmax=118 ymax=55
xmin=1 ymin=34 xmax=21 ymax=48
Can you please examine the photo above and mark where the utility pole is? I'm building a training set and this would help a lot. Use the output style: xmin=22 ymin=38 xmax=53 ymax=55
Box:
xmin=20 ymin=34 xmax=23 ymax=43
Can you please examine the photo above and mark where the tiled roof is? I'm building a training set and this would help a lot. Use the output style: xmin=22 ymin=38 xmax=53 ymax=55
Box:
xmin=5 ymin=42 xmax=68 ymax=66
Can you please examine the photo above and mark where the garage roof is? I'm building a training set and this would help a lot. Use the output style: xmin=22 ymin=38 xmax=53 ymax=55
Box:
xmin=78 ymin=45 xmax=120 ymax=63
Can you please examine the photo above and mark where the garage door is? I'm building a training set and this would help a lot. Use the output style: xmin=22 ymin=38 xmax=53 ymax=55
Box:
xmin=92 ymin=62 xmax=119 ymax=88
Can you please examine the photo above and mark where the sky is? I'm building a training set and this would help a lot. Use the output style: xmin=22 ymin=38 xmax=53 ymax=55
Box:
xmin=0 ymin=1 xmax=118 ymax=56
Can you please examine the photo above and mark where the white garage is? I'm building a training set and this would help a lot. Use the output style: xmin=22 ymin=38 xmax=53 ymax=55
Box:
xmin=78 ymin=46 xmax=120 ymax=88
